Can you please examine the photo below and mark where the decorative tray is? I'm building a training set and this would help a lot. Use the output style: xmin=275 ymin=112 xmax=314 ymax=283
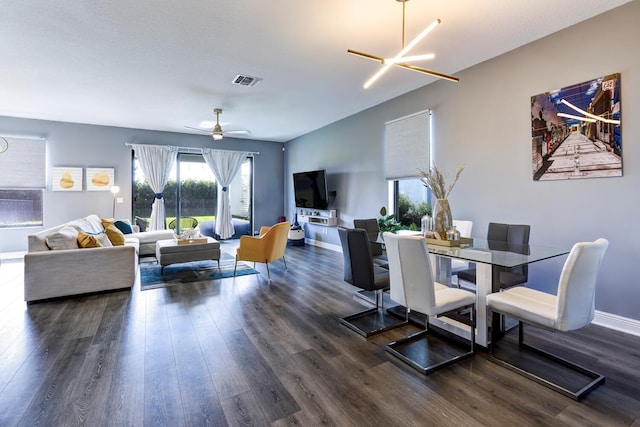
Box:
xmin=176 ymin=237 xmax=208 ymax=245
xmin=426 ymin=237 xmax=473 ymax=247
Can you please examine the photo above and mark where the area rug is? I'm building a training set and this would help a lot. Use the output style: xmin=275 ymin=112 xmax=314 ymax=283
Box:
xmin=139 ymin=258 xmax=258 ymax=290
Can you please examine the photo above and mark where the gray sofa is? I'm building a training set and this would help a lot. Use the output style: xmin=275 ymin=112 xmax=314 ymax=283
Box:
xmin=24 ymin=214 xmax=174 ymax=303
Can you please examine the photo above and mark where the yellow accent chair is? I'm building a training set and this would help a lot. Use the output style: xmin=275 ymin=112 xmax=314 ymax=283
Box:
xmin=234 ymin=221 xmax=291 ymax=280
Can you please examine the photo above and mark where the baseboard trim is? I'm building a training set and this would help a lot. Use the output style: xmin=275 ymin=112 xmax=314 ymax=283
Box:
xmin=0 ymin=251 xmax=26 ymax=260
xmin=593 ymin=310 xmax=640 ymax=337
xmin=305 ymin=238 xmax=341 ymax=253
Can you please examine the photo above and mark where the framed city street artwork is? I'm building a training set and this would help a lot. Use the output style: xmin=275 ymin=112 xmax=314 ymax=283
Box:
xmin=531 ymin=73 xmax=621 ymax=181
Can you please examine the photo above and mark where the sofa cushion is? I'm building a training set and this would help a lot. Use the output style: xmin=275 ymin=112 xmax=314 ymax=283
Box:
xmin=104 ymin=224 xmax=126 ymax=246
xmin=77 ymin=232 xmax=103 ymax=248
xmin=45 ymin=226 xmax=79 ymax=250
xmin=124 ymin=237 xmax=140 ymax=253
xmin=131 ymin=229 xmax=175 ymax=244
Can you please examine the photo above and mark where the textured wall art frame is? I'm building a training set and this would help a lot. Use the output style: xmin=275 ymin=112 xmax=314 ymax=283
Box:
xmin=51 ymin=167 xmax=83 ymax=191
xmin=85 ymin=167 xmax=114 ymax=191
xmin=531 ymin=73 xmax=621 ymax=181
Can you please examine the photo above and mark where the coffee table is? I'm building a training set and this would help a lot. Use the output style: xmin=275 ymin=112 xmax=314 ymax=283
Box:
xmin=155 ymin=237 xmax=221 ymax=272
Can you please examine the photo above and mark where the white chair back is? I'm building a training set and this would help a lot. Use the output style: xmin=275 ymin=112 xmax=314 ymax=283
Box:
xmin=383 ymin=231 xmax=406 ymax=306
xmin=452 ymin=220 xmax=473 ymax=238
xmin=556 ymin=238 xmax=608 ymax=331
xmin=383 ymin=232 xmax=437 ymax=315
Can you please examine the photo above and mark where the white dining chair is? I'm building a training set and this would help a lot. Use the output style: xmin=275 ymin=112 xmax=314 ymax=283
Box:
xmin=486 ymin=238 xmax=609 ymax=400
xmin=383 ymin=232 xmax=476 ymax=374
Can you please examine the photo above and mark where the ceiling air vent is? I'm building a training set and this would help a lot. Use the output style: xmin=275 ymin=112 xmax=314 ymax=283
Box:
xmin=232 ymin=74 xmax=263 ymax=87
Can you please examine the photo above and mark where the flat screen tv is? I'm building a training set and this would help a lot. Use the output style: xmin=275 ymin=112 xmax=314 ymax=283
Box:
xmin=293 ymin=169 xmax=328 ymax=210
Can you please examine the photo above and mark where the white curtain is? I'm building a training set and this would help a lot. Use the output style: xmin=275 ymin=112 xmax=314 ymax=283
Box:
xmin=202 ymin=148 xmax=248 ymax=239
xmin=131 ymin=144 xmax=178 ymax=231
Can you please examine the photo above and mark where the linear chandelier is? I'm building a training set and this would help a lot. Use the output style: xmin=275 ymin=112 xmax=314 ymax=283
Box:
xmin=348 ymin=0 xmax=459 ymax=88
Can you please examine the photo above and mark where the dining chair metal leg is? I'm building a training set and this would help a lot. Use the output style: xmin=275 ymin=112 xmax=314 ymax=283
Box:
xmin=487 ymin=309 xmax=605 ymax=400
xmin=386 ymin=305 xmax=475 ymax=375
xmin=340 ymin=289 xmax=408 ymax=337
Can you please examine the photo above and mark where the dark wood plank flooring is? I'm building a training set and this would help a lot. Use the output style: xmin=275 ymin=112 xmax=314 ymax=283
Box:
xmin=1 ymin=243 xmax=639 ymax=426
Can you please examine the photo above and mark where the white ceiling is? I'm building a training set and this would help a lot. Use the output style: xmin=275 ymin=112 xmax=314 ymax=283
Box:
xmin=0 ymin=0 xmax=631 ymax=143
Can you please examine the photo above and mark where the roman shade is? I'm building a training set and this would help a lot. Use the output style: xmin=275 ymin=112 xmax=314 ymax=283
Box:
xmin=384 ymin=109 xmax=430 ymax=180
xmin=0 ymin=135 xmax=46 ymax=188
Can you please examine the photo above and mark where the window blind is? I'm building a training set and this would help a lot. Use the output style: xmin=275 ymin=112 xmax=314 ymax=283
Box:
xmin=384 ymin=109 xmax=430 ymax=180
xmin=0 ymin=135 xmax=46 ymax=188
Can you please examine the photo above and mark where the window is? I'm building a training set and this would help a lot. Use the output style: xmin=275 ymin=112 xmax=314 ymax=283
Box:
xmin=394 ymin=179 xmax=432 ymax=230
xmin=0 ymin=189 xmax=43 ymax=228
xmin=0 ymin=135 xmax=46 ymax=228
xmin=385 ymin=110 xmax=432 ymax=229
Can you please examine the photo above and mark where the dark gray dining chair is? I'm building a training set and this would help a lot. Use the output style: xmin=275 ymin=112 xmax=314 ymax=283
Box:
xmin=457 ymin=222 xmax=531 ymax=291
xmin=337 ymin=226 xmax=405 ymax=337
xmin=354 ymin=218 xmax=388 ymax=269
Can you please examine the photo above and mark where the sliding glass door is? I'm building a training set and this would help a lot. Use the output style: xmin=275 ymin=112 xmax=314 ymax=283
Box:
xmin=175 ymin=154 xmax=216 ymax=230
xmin=133 ymin=152 xmax=253 ymax=237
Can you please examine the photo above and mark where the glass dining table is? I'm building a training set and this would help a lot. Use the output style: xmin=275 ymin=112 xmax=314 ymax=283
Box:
xmin=378 ymin=231 xmax=570 ymax=347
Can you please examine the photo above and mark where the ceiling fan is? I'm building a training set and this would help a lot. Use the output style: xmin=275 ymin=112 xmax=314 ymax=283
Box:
xmin=185 ymin=108 xmax=251 ymax=140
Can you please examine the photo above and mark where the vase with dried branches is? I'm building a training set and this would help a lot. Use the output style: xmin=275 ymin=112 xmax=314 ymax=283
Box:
xmin=418 ymin=165 xmax=465 ymax=239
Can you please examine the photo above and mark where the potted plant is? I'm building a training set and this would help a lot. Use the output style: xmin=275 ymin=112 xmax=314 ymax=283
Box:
xmin=377 ymin=206 xmax=402 ymax=233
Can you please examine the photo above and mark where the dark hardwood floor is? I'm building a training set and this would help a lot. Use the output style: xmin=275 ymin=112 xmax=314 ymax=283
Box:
xmin=1 ymin=242 xmax=639 ymax=426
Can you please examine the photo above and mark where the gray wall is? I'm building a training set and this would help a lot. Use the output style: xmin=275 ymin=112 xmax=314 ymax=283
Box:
xmin=0 ymin=116 xmax=284 ymax=252
xmin=285 ymin=1 xmax=639 ymax=320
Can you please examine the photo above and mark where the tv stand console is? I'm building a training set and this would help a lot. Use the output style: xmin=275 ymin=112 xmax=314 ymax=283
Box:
xmin=298 ymin=214 xmax=337 ymax=227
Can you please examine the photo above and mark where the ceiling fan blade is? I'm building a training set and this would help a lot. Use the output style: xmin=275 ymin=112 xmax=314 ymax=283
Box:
xmin=186 ymin=109 xmax=251 ymax=139
xmin=184 ymin=126 xmax=213 ymax=134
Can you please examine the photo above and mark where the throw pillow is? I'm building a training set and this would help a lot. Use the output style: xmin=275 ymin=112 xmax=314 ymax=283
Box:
xmin=45 ymin=226 xmax=80 ymax=250
xmin=81 ymin=230 xmax=113 ymax=247
xmin=94 ymin=232 xmax=113 ymax=247
xmin=113 ymin=220 xmax=133 ymax=234
xmin=104 ymin=224 xmax=126 ymax=246
xmin=77 ymin=232 xmax=103 ymax=248
xmin=101 ymin=218 xmax=115 ymax=229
